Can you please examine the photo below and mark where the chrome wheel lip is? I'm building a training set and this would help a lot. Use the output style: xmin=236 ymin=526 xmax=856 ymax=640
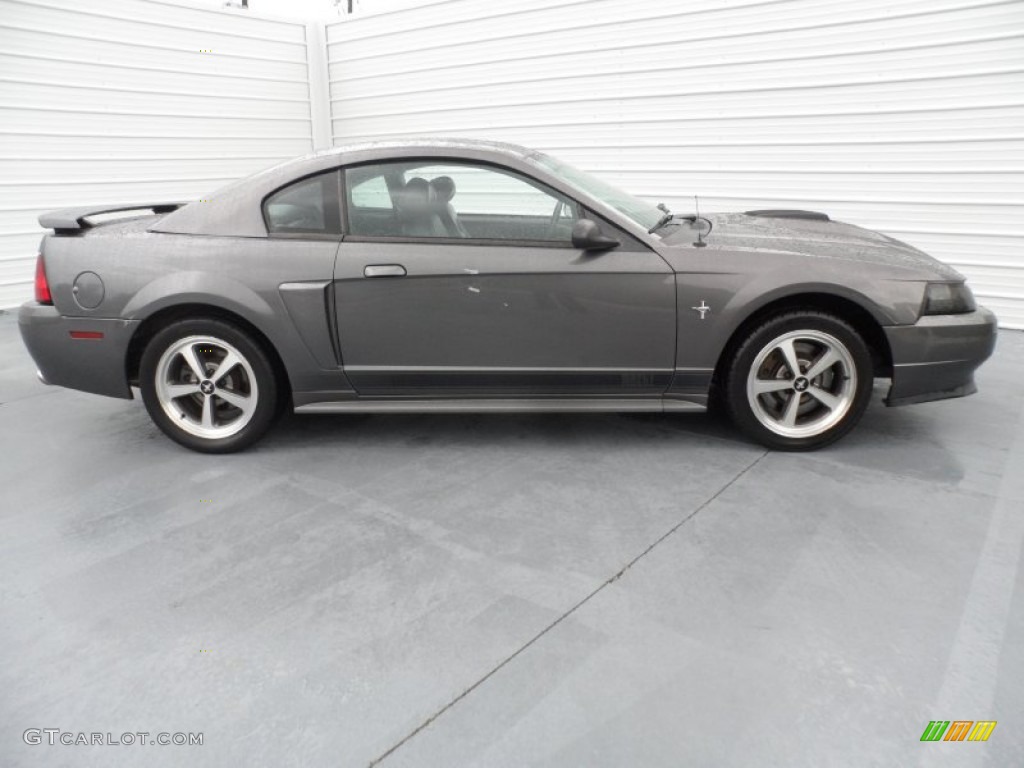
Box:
xmin=154 ymin=335 xmax=258 ymax=440
xmin=746 ymin=329 xmax=857 ymax=439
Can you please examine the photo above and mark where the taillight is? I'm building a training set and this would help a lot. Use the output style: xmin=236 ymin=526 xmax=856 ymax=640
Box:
xmin=34 ymin=254 xmax=52 ymax=305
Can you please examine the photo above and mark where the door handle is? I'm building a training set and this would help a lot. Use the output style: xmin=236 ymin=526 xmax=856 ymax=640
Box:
xmin=364 ymin=264 xmax=406 ymax=278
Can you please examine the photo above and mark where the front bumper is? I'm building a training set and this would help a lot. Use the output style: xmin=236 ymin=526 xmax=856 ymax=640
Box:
xmin=18 ymin=302 xmax=136 ymax=399
xmin=884 ymin=307 xmax=997 ymax=406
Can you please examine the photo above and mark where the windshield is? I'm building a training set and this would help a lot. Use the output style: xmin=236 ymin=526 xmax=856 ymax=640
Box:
xmin=531 ymin=153 xmax=665 ymax=232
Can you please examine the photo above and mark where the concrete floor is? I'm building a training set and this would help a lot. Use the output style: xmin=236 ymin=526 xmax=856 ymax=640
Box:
xmin=1 ymin=309 xmax=1022 ymax=768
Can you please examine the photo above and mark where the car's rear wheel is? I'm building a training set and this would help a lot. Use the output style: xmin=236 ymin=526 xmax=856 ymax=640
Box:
xmin=140 ymin=319 xmax=278 ymax=453
xmin=723 ymin=311 xmax=873 ymax=450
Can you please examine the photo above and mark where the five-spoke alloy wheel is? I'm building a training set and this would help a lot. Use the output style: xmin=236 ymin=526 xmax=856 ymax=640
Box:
xmin=724 ymin=311 xmax=873 ymax=451
xmin=140 ymin=319 xmax=278 ymax=453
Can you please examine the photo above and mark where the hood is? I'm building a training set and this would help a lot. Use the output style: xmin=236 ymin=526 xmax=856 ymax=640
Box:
xmin=660 ymin=211 xmax=963 ymax=280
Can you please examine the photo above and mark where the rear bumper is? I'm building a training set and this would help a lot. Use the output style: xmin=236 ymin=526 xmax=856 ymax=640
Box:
xmin=883 ymin=307 xmax=997 ymax=406
xmin=18 ymin=302 xmax=135 ymax=399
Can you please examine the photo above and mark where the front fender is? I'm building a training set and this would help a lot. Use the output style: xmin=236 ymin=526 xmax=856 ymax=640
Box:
xmin=673 ymin=271 xmax=923 ymax=373
xmin=722 ymin=279 xmax=904 ymax=327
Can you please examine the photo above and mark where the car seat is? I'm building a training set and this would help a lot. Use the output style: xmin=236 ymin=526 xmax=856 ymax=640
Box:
xmin=429 ymin=176 xmax=469 ymax=238
xmin=394 ymin=177 xmax=447 ymax=237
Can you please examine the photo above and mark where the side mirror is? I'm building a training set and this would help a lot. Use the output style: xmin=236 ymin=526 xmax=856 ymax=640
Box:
xmin=571 ymin=219 xmax=620 ymax=251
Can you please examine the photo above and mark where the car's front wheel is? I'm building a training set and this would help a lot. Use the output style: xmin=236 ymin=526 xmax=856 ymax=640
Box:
xmin=140 ymin=318 xmax=278 ymax=453
xmin=723 ymin=311 xmax=874 ymax=450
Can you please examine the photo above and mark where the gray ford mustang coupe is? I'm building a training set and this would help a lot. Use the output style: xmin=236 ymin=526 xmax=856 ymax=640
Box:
xmin=20 ymin=138 xmax=996 ymax=453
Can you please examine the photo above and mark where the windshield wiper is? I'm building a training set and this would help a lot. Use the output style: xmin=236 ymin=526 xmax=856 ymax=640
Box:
xmin=648 ymin=203 xmax=674 ymax=234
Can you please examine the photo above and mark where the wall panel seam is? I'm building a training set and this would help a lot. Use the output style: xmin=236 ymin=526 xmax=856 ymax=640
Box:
xmin=3 ymin=0 xmax=307 ymax=43
xmin=327 ymin=0 xmax=1018 ymax=64
xmin=0 ymin=22 xmax=308 ymax=64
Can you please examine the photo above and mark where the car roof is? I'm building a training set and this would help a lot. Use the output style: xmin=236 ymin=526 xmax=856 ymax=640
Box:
xmin=262 ymin=138 xmax=540 ymax=184
xmin=312 ymin=137 xmax=537 ymax=161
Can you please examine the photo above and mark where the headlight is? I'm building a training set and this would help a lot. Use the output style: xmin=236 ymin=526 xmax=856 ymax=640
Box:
xmin=922 ymin=282 xmax=976 ymax=315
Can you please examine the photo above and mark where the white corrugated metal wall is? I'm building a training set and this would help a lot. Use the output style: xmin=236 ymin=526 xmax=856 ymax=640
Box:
xmin=0 ymin=0 xmax=320 ymax=308
xmin=326 ymin=0 xmax=1024 ymax=328
xmin=3 ymin=0 xmax=1021 ymax=327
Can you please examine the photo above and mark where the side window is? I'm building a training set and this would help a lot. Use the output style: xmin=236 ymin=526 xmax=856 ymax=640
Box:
xmin=264 ymin=170 xmax=340 ymax=235
xmin=344 ymin=161 xmax=578 ymax=242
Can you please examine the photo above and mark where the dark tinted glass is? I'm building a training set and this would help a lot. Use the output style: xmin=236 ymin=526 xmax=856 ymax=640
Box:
xmin=264 ymin=171 xmax=341 ymax=235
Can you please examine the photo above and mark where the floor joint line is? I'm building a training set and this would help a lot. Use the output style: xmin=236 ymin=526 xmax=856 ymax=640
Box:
xmin=367 ymin=449 xmax=769 ymax=767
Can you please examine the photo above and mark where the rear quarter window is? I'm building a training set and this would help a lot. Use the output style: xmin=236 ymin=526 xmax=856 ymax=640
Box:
xmin=264 ymin=170 xmax=341 ymax=235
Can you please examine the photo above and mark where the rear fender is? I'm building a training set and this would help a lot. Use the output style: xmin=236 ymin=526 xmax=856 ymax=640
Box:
xmin=123 ymin=272 xmax=348 ymax=397
xmin=122 ymin=271 xmax=274 ymax=324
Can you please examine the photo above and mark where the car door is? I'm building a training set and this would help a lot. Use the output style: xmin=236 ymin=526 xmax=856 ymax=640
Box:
xmin=333 ymin=159 xmax=676 ymax=397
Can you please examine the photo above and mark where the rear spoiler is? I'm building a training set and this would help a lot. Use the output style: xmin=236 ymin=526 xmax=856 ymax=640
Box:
xmin=39 ymin=202 xmax=190 ymax=232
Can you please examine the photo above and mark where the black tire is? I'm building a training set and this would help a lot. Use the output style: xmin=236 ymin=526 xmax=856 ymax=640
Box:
xmin=723 ymin=311 xmax=873 ymax=451
xmin=140 ymin=318 xmax=279 ymax=453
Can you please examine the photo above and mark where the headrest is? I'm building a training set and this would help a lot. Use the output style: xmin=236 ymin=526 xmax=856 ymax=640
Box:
xmin=405 ymin=177 xmax=429 ymax=195
xmin=395 ymin=177 xmax=433 ymax=214
xmin=429 ymin=176 xmax=456 ymax=203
